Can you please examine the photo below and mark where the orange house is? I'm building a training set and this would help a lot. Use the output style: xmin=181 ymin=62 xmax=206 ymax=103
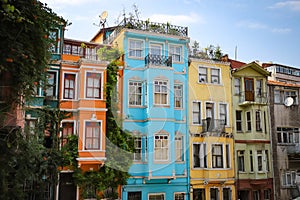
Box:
xmin=58 ymin=38 xmax=109 ymax=199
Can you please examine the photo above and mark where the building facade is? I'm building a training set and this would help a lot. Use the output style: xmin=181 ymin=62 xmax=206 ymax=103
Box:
xmin=96 ymin=18 xmax=191 ymax=200
xmin=231 ymin=62 xmax=273 ymax=200
xmin=264 ymin=63 xmax=300 ymax=200
xmin=58 ymin=38 xmax=109 ymax=200
xmin=188 ymin=57 xmax=235 ymax=200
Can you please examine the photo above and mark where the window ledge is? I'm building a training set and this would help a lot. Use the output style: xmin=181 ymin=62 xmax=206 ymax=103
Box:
xmin=153 ymin=105 xmax=170 ymax=108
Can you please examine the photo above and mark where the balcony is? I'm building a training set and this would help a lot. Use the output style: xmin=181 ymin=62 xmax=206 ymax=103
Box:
xmin=238 ymin=91 xmax=268 ymax=106
xmin=145 ymin=54 xmax=172 ymax=67
xmin=287 ymin=144 xmax=300 ymax=157
xmin=202 ymin=118 xmax=226 ymax=134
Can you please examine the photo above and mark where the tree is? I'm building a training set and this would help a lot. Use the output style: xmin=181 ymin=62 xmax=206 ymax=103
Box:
xmin=0 ymin=0 xmax=66 ymax=106
xmin=189 ymin=40 xmax=223 ymax=60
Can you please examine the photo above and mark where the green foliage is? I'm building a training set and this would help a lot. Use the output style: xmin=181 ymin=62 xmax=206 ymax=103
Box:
xmin=190 ymin=41 xmax=223 ymax=60
xmin=0 ymin=0 xmax=66 ymax=105
xmin=97 ymin=46 xmax=122 ymax=62
xmin=74 ymin=53 xmax=134 ymax=199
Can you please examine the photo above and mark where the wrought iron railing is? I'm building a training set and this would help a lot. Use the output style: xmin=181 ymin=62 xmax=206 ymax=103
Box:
xmin=202 ymin=118 xmax=226 ymax=133
xmin=145 ymin=54 xmax=172 ymax=67
xmin=63 ymin=43 xmax=101 ymax=61
xmin=238 ymin=91 xmax=268 ymax=104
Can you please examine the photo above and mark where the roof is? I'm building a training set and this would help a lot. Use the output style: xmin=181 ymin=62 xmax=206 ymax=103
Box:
xmin=232 ymin=61 xmax=271 ymax=76
xmin=268 ymin=80 xmax=300 ymax=88
xmin=228 ymin=59 xmax=246 ymax=69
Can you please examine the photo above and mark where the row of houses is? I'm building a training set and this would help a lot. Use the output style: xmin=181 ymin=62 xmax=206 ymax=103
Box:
xmin=1 ymin=17 xmax=300 ymax=200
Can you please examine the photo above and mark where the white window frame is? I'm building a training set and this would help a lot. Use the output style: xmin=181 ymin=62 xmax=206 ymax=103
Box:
xmin=219 ymin=103 xmax=228 ymax=126
xmin=148 ymin=193 xmax=165 ymax=200
xmin=62 ymin=72 xmax=77 ymax=100
xmin=255 ymin=110 xmax=262 ymax=131
xmin=237 ymin=150 xmax=245 ymax=172
xmin=175 ymin=134 xmax=184 ymax=162
xmin=193 ymin=143 xmax=207 ymax=168
xmin=84 ymin=71 xmax=103 ymax=99
xmin=282 ymin=171 xmax=296 ymax=187
xmin=174 ymin=84 xmax=183 ymax=109
xmin=153 ymin=80 xmax=169 ymax=105
xmin=169 ymin=44 xmax=183 ymax=63
xmin=150 ymin=43 xmax=163 ymax=56
xmin=154 ymin=133 xmax=169 ymax=162
xmin=198 ymin=66 xmax=207 ymax=83
xmin=236 ymin=110 xmax=242 ymax=132
xmin=128 ymin=80 xmax=143 ymax=106
xmin=211 ymin=68 xmax=221 ymax=84
xmin=45 ymin=70 xmax=58 ymax=98
xmin=246 ymin=111 xmax=251 ymax=131
xmin=129 ymin=39 xmax=144 ymax=58
xmin=257 ymin=150 xmax=263 ymax=172
xmin=234 ymin=78 xmax=241 ymax=95
xmin=277 ymin=127 xmax=300 ymax=144
xmin=192 ymin=101 xmax=201 ymax=125
xmin=211 ymin=144 xmax=224 ymax=168
xmin=83 ymin=120 xmax=102 ymax=151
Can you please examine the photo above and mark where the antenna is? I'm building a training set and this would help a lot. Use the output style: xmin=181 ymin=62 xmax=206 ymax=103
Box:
xmin=93 ymin=11 xmax=108 ymax=28
xmin=284 ymin=97 xmax=294 ymax=107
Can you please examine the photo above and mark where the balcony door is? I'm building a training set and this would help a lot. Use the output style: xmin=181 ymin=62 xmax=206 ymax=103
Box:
xmin=244 ymin=78 xmax=254 ymax=101
xmin=206 ymin=102 xmax=214 ymax=130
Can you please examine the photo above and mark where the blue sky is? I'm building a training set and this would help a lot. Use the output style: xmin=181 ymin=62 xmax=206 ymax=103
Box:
xmin=42 ymin=0 xmax=300 ymax=67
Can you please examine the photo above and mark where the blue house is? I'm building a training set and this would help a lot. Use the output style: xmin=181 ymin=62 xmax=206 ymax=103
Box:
xmin=98 ymin=18 xmax=190 ymax=200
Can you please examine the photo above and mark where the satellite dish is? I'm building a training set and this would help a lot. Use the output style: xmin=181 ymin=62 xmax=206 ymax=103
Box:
xmin=100 ymin=11 xmax=108 ymax=21
xmin=284 ymin=97 xmax=294 ymax=107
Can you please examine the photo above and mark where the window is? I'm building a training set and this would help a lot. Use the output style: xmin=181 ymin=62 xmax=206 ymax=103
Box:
xmin=25 ymin=118 xmax=37 ymax=135
xmin=174 ymin=193 xmax=185 ymax=200
xmin=285 ymin=90 xmax=298 ymax=105
xmin=236 ymin=111 xmax=242 ymax=132
xmin=256 ymin=79 xmax=263 ymax=96
xmin=169 ymin=45 xmax=182 ymax=62
xmin=250 ymin=150 xmax=254 ymax=172
xmin=257 ymin=150 xmax=263 ymax=171
xmin=223 ymin=188 xmax=231 ymax=200
xmin=63 ymin=74 xmax=76 ymax=99
xmin=154 ymin=80 xmax=168 ymax=105
xmin=198 ymin=67 xmax=207 ymax=83
xmin=226 ymin=144 xmax=230 ymax=168
xmin=210 ymin=188 xmax=219 ymax=200
xmin=246 ymin=111 xmax=251 ymax=131
xmin=193 ymin=143 xmax=207 ymax=168
xmin=134 ymin=137 xmax=142 ymax=161
xmin=175 ymin=136 xmax=184 ymax=162
xmin=62 ymin=122 xmax=74 ymax=147
xmin=129 ymin=81 xmax=142 ymax=106
xmin=49 ymin=29 xmax=58 ymax=53
xmin=128 ymin=191 xmax=142 ymax=200
xmin=85 ymin=122 xmax=101 ymax=150
xmin=149 ymin=193 xmax=164 ymax=200
xmin=265 ymin=150 xmax=269 ymax=172
xmin=129 ymin=39 xmax=143 ymax=58
xmin=150 ymin=44 xmax=162 ymax=56
xmin=212 ymin=144 xmax=223 ymax=168
xmin=45 ymin=71 xmax=57 ymax=97
xmin=237 ymin=150 xmax=245 ymax=172
xmin=255 ymin=110 xmax=262 ymax=131
xmin=264 ymin=189 xmax=271 ymax=200
xmin=192 ymin=101 xmax=201 ymax=124
xmin=219 ymin=104 xmax=227 ymax=125
xmin=174 ymin=85 xmax=183 ymax=108
xmin=253 ymin=191 xmax=260 ymax=200
xmin=211 ymin=68 xmax=220 ymax=84
xmin=193 ymin=189 xmax=205 ymax=200
xmin=274 ymin=90 xmax=281 ymax=103
xmin=154 ymin=134 xmax=169 ymax=161
xmin=234 ymin=78 xmax=241 ymax=94
xmin=282 ymin=171 xmax=296 ymax=186
xmin=86 ymin=72 xmax=101 ymax=99
xmin=277 ymin=127 xmax=300 ymax=144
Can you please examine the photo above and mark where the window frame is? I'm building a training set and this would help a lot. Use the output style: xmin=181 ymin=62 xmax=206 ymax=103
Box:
xmin=150 ymin=43 xmax=163 ymax=56
xmin=45 ymin=70 xmax=58 ymax=98
xmin=154 ymin=133 xmax=169 ymax=162
xmin=174 ymin=84 xmax=183 ymax=109
xmin=255 ymin=110 xmax=262 ymax=131
xmin=169 ymin=44 xmax=183 ymax=63
xmin=128 ymin=80 xmax=143 ymax=106
xmin=61 ymin=121 xmax=75 ymax=147
xmin=153 ymin=80 xmax=169 ymax=106
xmin=246 ymin=111 xmax=251 ymax=131
xmin=148 ymin=193 xmax=165 ymax=200
xmin=193 ymin=143 xmax=207 ymax=168
xmin=85 ymin=71 xmax=103 ymax=99
xmin=63 ymin=73 xmax=77 ymax=100
xmin=192 ymin=101 xmax=201 ymax=125
xmin=219 ymin=103 xmax=228 ymax=126
xmin=212 ymin=144 xmax=224 ymax=168
xmin=84 ymin=121 xmax=102 ymax=150
xmin=174 ymin=192 xmax=185 ymax=200
xmin=211 ymin=68 xmax=220 ymax=84
xmin=198 ymin=66 xmax=207 ymax=83
xmin=129 ymin=39 xmax=144 ymax=58
xmin=234 ymin=78 xmax=241 ymax=95
xmin=236 ymin=110 xmax=242 ymax=132
xmin=175 ymin=134 xmax=184 ymax=162
xmin=257 ymin=150 xmax=263 ymax=172
xmin=210 ymin=188 xmax=219 ymax=200
xmin=237 ymin=150 xmax=245 ymax=172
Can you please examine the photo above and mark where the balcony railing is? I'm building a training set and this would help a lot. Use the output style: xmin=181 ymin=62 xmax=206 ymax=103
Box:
xmin=238 ymin=91 xmax=268 ymax=105
xmin=202 ymin=118 xmax=226 ymax=133
xmin=145 ymin=54 xmax=172 ymax=67
xmin=63 ymin=43 xmax=101 ymax=61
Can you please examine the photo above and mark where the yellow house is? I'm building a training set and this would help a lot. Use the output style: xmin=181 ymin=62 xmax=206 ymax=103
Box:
xmin=189 ymin=57 xmax=235 ymax=200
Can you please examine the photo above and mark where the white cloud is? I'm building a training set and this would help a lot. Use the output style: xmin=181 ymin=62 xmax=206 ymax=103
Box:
xmin=269 ymin=1 xmax=300 ymax=11
xmin=145 ymin=12 xmax=205 ymax=26
xmin=237 ymin=20 xmax=291 ymax=34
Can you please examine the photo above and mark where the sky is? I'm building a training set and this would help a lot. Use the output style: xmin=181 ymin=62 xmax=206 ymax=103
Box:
xmin=41 ymin=0 xmax=300 ymax=67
